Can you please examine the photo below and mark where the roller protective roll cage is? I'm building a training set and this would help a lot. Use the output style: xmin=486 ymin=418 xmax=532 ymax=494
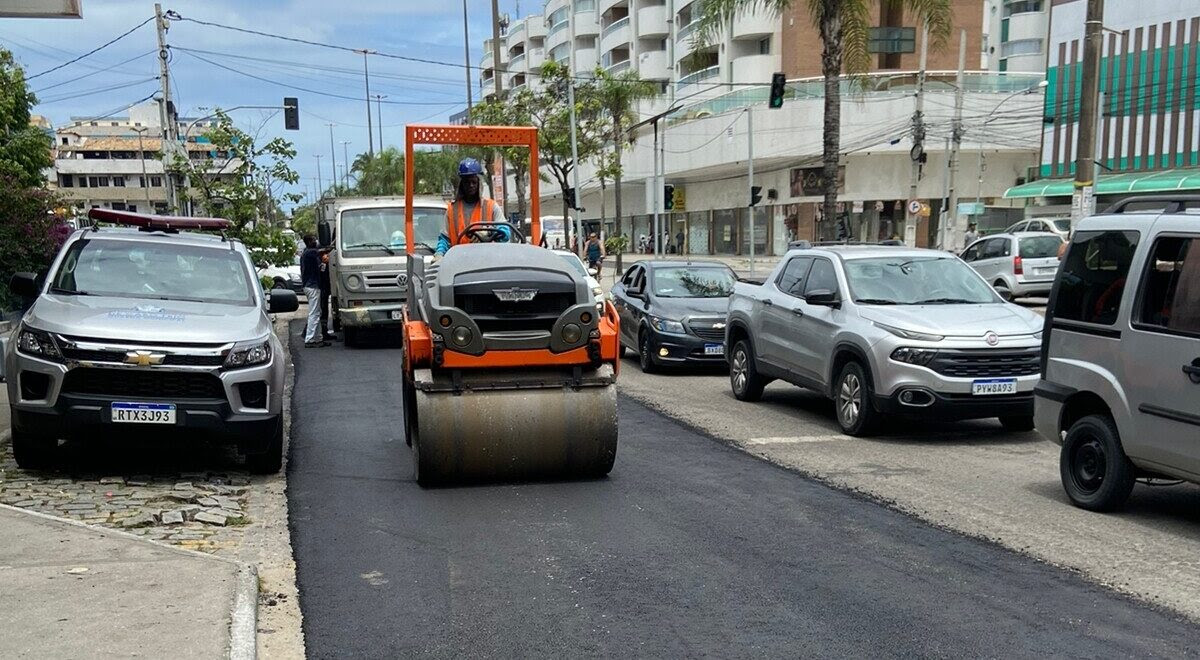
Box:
xmin=404 ymin=124 xmax=541 ymax=255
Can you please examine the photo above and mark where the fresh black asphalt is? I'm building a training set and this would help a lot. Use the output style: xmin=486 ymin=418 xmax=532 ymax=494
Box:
xmin=286 ymin=321 xmax=1199 ymax=658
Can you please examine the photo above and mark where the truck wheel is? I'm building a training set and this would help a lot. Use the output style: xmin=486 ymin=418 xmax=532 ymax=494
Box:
xmin=729 ymin=340 xmax=765 ymax=402
xmin=1060 ymin=414 xmax=1135 ymax=512
xmin=834 ymin=361 xmax=878 ymax=436
xmin=12 ymin=429 xmax=57 ymax=471
xmin=999 ymin=415 xmax=1035 ymax=431
xmin=245 ymin=419 xmax=284 ymax=474
xmin=638 ymin=330 xmax=658 ymax=374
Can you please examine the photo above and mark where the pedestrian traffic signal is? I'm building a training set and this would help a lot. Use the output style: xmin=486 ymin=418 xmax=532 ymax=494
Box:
xmin=750 ymin=185 xmax=762 ymax=207
xmin=284 ymin=97 xmax=299 ymax=131
xmin=664 ymin=184 xmax=675 ymax=210
xmin=565 ymin=187 xmax=578 ymax=210
xmin=768 ymin=73 xmax=786 ymax=109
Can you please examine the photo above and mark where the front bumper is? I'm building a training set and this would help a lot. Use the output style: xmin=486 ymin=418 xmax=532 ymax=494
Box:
xmin=338 ymin=302 xmax=406 ymax=328
xmin=644 ymin=328 xmax=726 ymax=365
xmin=873 ymin=390 xmax=1034 ymax=420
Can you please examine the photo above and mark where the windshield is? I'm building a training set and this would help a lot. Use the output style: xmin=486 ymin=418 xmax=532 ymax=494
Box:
xmin=557 ymin=253 xmax=588 ymax=278
xmin=51 ymin=238 xmax=256 ymax=306
xmin=1020 ymin=236 xmax=1063 ymax=258
xmin=1052 ymin=219 xmax=1071 ymax=232
xmin=844 ymin=257 xmax=998 ymax=305
xmin=652 ymin=266 xmax=736 ymax=298
xmin=339 ymin=207 xmax=444 ymax=252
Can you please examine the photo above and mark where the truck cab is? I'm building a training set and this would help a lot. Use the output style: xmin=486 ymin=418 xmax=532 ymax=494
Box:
xmin=318 ymin=196 xmax=445 ymax=345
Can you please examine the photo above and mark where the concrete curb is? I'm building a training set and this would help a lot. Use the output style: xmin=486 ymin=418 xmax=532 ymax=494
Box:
xmin=0 ymin=500 xmax=259 ymax=659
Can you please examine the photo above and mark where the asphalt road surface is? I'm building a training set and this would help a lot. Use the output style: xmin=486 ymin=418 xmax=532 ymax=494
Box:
xmin=286 ymin=322 xmax=1198 ymax=658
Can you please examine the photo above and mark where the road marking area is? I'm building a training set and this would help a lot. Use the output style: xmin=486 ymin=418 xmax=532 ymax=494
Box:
xmin=744 ymin=436 xmax=844 ymax=445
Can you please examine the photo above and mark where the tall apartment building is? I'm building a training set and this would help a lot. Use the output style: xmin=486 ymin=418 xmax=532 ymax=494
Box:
xmin=52 ymin=101 xmax=233 ymax=215
xmin=981 ymin=0 xmax=1050 ymax=73
xmin=481 ymin=0 xmax=781 ymax=101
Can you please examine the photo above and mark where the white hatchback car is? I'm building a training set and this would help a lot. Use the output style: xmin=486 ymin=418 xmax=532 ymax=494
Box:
xmin=962 ymin=232 xmax=1064 ymax=300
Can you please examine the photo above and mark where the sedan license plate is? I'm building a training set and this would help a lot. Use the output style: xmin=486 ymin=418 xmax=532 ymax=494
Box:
xmin=111 ymin=402 xmax=176 ymax=424
xmin=704 ymin=343 xmax=725 ymax=356
xmin=390 ymin=310 xmax=403 ymax=321
xmin=971 ymin=378 xmax=1017 ymax=396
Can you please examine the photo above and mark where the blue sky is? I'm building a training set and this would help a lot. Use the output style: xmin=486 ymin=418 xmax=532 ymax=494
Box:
xmin=3 ymin=0 xmax=523 ymax=209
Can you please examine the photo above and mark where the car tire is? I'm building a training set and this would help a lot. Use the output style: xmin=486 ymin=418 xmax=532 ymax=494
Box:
xmin=834 ymin=361 xmax=878 ymax=437
xmin=638 ymin=330 xmax=658 ymax=374
xmin=272 ymin=278 xmax=287 ymax=290
xmin=1060 ymin=414 xmax=1136 ymax=512
xmin=729 ymin=339 xmax=765 ymax=402
xmin=994 ymin=279 xmax=1013 ymax=300
xmin=11 ymin=429 xmax=57 ymax=471
xmin=999 ymin=415 xmax=1035 ymax=431
xmin=245 ymin=419 xmax=284 ymax=474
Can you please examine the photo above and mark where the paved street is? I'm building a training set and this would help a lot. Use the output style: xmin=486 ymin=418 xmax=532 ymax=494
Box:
xmin=287 ymin=321 xmax=1198 ymax=657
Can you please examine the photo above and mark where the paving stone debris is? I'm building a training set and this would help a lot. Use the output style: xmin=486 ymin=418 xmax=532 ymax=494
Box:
xmin=194 ymin=510 xmax=229 ymax=526
xmin=161 ymin=510 xmax=185 ymax=525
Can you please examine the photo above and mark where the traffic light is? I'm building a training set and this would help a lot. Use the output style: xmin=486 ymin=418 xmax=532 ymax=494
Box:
xmin=565 ymin=187 xmax=576 ymax=210
xmin=664 ymin=184 xmax=675 ymax=210
xmin=750 ymin=185 xmax=762 ymax=207
xmin=768 ymin=73 xmax=786 ymax=109
xmin=283 ymin=97 xmax=299 ymax=131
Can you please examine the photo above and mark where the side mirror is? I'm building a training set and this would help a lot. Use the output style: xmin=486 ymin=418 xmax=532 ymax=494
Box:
xmin=994 ymin=286 xmax=1013 ymax=302
xmin=805 ymin=289 xmax=840 ymax=307
xmin=10 ymin=272 xmax=40 ymax=299
xmin=268 ymin=289 xmax=299 ymax=314
xmin=317 ymin=222 xmax=332 ymax=247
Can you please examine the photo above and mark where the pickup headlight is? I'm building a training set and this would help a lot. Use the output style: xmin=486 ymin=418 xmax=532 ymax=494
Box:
xmin=16 ymin=327 xmax=62 ymax=362
xmin=891 ymin=347 xmax=937 ymax=366
xmin=649 ymin=316 xmax=685 ymax=334
xmin=873 ymin=321 xmax=944 ymax=342
xmin=344 ymin=274 xmax=363 ymax=291
xmin=225 ymin=339 xmax=271 ymax=369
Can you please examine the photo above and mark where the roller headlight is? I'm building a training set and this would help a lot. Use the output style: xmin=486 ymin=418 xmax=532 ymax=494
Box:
xmin=592 ymin=285 xmax=604 ymax=300
xmin=16 ymin=327 xmax=62 ymax=361
xmin=345 ymin=274 xmax=363 ymax=291
xmin=873 ymin=321 xmax=944 ymax=342
xmin=649 ymin=316 xmax=685 ymax=334
xmin=451 ymin=326 xmax=472 ymax=346
xmin=891 ymin=347 xmax=937 ymax=366
xmin=225 ymin=339 xmax=271 ymax=369
xmin=561 ymin=323 xmax=582 ymax=344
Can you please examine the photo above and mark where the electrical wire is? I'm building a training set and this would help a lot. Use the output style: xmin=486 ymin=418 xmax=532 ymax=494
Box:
xmin=37 ymin=77 xmax=160 ymax=104
xmin=32 ymin=50 xmax=157 ymax=94
xmin=26 ymin=16 xmax=155 ymax=80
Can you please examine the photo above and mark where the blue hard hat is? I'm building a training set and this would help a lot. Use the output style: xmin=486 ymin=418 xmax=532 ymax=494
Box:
xmin=458 ymin=158 xmax=484 ymax=177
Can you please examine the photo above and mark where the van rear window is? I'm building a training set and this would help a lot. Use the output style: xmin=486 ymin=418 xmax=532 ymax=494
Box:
xmin=1052 ymin=231 xmax=1139 ymax=326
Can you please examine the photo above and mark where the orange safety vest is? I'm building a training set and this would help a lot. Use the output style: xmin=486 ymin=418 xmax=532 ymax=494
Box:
xmin=445 ymin=198 xmax=496 ymax=246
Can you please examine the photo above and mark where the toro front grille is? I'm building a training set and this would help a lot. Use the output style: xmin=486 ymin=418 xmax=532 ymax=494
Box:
xmin=928 ymin=349 xmax=1041 ymax=378
xmin=62 ymin=368 xmax=226 ymax=400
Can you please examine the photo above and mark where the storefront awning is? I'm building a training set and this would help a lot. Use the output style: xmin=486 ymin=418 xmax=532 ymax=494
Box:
xmin=1003 ymin=168 xmax=1200 ymax=199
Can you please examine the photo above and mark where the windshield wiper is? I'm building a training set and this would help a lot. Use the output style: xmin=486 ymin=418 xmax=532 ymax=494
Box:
xmin=915 ymin=297 xmax=979 ymax=305
xmin=50 ymin=286 xmax=89 ymax=296
xmin=853 ymin=298 xmax=898 ymax=305
xmin=345 ymin=242 xmax=395 ymax=255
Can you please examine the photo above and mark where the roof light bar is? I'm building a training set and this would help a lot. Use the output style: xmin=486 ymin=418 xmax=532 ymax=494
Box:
xmin=87 ymin=208 xmax=232 ymax=231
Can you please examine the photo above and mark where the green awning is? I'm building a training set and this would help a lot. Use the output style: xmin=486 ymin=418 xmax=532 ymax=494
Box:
xmin=1003 ymin=168 xmax=1200 ymax=199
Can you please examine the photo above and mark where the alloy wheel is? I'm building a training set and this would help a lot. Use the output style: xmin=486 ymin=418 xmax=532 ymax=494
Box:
xmin=838 ymin=373 xmax=862 ymax=427
xmin=731 ymin=348 xmax=748 ymax=394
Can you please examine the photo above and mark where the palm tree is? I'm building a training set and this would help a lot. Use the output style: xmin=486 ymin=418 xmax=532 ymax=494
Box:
xmin=696 ymin=0 xmax=950 ymax=224
xmin=594 ymin=68 xmax=657 ymax=270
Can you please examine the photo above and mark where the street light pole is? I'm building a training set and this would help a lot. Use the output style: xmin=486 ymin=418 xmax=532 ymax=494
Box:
xmin=943 ymin=29 xmax=966 ymax=252
xmin=462 ymin=0 xmax=473 ymax=115
xmin=373 ymin=95 xmax=386 ymax=148
xmin=341 ymin=140 xmax=352 ymax=188
xmin=746 ymin=106 xmax=755 ymax=275
xmin=355 ymin=49 xmax=376 ymax=156
xmin=905 ymin=24 xmax=929 ymax=247
xmin=975 ymin=80 xmax=1050 ymax=206
xmin=314 ymin=154 xmax=323 ymax=199
xmin=327 ymin=123 xmax=337 ymax=196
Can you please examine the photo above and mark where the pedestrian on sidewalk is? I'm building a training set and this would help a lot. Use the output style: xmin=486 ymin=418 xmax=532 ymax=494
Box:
xmin=963 ymin=222 xmax=980 ymax=250
xmin=319 ymin=248 xmax=334 ymax=340
xmin=300 ymin=235 xmax=326 ymax=347
xmin=585 ymin=232 xmax=605 ymax=277
xmin=675 ymin=230 xmax=684 ymax=255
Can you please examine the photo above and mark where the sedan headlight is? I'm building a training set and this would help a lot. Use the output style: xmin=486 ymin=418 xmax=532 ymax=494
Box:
xmin=225 ymin=339 xmax=271 ymax=369
xmin=873 ymin=321 xmax=944 ymax=342
xmin=649 ymin=316 xmax=686 ymax=334
xmin=16 ymin=327 xmax=62 ymax=362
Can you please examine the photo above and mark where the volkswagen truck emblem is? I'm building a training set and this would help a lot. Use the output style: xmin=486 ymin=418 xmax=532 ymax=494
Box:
xmin=493 ymin=287 xmax=539 ymax=302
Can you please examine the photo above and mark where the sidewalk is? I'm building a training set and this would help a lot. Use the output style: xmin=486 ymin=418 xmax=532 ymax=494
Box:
xmin=596 ymin=252 xmax=782 ymax=288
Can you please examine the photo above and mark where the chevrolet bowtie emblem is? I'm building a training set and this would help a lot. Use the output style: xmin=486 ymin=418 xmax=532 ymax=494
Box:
xmin=493 ymin=287 xmax=538 ymax=302
xmin=125 ymin=350 xmax=165 ymax=367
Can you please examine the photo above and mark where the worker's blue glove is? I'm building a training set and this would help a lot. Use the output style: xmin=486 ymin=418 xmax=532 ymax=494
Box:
xmin=492 ymin=224 xmax=512 ymax=243
xmin=435 ymin=233 xmax=451 ymax=256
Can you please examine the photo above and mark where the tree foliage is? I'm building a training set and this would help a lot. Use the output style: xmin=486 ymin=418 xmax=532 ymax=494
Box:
xmin=350 ymin=146 xmax=487 ymax=198
xmin=0 ymin=175 xmax=69 ymax=309
xmin=0 ymin=49 xmax=52 ymax=188
xmin=593 ymin=67 xmax=657 ymax=266
xmin=289 ymin=203 xmax=316 ymax=238
xmin=471 ymin=95 xmax=534 ymax=221
xmin=169 ymin=110 xmax=302 ymax=266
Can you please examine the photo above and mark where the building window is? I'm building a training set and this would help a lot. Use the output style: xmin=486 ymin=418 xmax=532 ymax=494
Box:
xmin=88 ymin=176 xmax=110 ymax=187
xmin=150 ymin=176 xmax=163 ymax=187
xmin=111 ymin=202 xmax=127 ymax=211
xmin=868 ymin=27 xmax=916 ymax=54
xmin=154 ymin=203 xmax=168 ymax=214
xmin=60 ymin=137 xmax=68 ymax=145
xmin=79 ymin=176 xmax=88 ymax=188
xmin=758 ymin=37 xmax=771 ymax=55
xmin=59 ymin=174 xmax=73 ymax=188
xmin=1003 ymin=0 xmax=1043 ymax=17
xmin=139 ymin=176 xmax=146 ymax=187
xmin=113 ymin=176 xmax=125 ymax=187
xmin=1001 ymin=38 xmax=1041 ymax=58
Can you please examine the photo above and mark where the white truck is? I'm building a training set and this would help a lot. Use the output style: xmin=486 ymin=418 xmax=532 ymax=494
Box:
xmin=317 ymin=196 xmax=446 ymax=346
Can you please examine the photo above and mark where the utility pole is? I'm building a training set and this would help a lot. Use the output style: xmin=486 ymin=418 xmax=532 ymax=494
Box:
xmin=944 ymin=29 xmax=966 ymax=252
xmin=491 ymin=0 xmax=504 ymax=98
xmin=652 ymin=121 xmax=660 ymax=256
xmin=327 ymin=123 xmax=337 ymax=196
xmin=341 ymin=140 xmax=351 ymax=188
xmin=314 ymin=154 xmax=323 ymax=199
xmin=355 ymin=49 xmax=375 ymax=156
xmin=154 ymin=3 xmax=180 ymax=213
xmin=373 ymin=95 xmax=386 ymax=148
xmin=1072 ymin=0 xmax=1104 ymax=226
xmin=905 ymin=24 xmax=929 ymax=247
xmin=568 ymin=77 xmax=583 ymax=255
xmin=131 ymin=126 xmax=153 ymax=211
xmin=462 ymin=0 xmax=474 ymax=115
xmin=746 ymin=107 xmax=755 ymax=274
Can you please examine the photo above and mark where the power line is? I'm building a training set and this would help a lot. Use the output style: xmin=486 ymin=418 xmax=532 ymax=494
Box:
xmin=32 ymin=50 xmax=156 ymax=94
xmin=38 ymin=77 xmax=160 ymax=104
xmin=26 ymin=16 xmax=154 ymax=80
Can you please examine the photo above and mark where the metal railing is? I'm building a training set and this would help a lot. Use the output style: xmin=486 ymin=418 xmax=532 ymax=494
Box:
xmin=548 ymin=19 xmax=570 ymax=37
xmin=676 ymin=20 xmax=699 ymax=43
xmin=674 ymin=64 xmax=719 ymax=91
xmin=574 ymin=0 xmax=596 ymax=11
xmin=606 ymin=59 xmax=631 ymax=74
xmin=601 ymin=16 xmax=629 ymax=38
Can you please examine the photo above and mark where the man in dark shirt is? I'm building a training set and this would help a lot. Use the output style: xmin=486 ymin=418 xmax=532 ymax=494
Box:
xmin=319 ymin=248 xmax=333 ymax=340
xmin=299 ymin=235 xmax=326 ymax=347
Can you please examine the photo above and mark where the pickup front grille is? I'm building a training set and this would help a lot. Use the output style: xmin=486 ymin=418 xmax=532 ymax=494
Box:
xmin=61 ymin=348 xmax=224 ymax=367
xmin=62 ymin=368 xmax=226 ymax=400
xmin=928 ymin=349 xmax=1041 ymax=378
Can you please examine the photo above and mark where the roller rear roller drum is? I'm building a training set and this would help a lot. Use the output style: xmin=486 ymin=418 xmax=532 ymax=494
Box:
xmin=406 ymin=366 xmax=618 ymax=486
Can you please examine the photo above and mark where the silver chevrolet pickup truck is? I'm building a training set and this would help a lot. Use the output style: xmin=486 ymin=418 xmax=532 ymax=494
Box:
xmin=5 ymin=210 xmax=298 ymax=472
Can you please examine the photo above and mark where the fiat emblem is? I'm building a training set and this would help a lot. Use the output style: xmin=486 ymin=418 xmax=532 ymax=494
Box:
xmin=984 ymin=331 xmax=999 ymax=346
